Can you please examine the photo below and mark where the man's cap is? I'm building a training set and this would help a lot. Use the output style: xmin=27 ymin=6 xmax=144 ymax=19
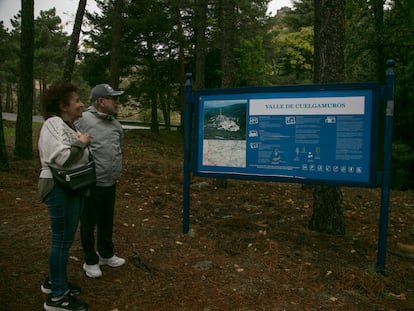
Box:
xmin=90 ymin=84 xmax=124 ymax=102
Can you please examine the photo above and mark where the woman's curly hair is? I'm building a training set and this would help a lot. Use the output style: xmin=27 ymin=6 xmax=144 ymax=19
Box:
xmin=41 ymin=83 xmax=78 ymax=120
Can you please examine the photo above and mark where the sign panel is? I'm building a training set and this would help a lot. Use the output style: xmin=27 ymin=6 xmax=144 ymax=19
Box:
xmin=192 ymin=84 xmax=379 ymax=186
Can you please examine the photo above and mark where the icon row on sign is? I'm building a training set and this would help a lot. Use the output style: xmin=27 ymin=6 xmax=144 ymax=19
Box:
xmin=301 ymin=164 xmax=362 ymax=174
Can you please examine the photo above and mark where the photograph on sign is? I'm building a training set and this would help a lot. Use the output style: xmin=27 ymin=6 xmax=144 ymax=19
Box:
xmin=202 ymin=99 xmax=247 ymax=168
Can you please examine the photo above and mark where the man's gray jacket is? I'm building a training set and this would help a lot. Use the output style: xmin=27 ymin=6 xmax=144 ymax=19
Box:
xmin=76 ymin=106 xmax=123 ymax=187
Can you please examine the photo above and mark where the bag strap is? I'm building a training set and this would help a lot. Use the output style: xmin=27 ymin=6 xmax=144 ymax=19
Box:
xmin=86 ymin=145 xmax=94 ymax=162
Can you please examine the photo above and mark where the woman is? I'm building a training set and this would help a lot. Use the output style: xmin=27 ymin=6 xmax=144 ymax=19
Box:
xmin=38 ymin=83 xmax=89 ymax=311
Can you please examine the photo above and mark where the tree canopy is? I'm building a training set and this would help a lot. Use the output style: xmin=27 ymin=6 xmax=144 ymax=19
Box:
xmin=1 ymin=0 xmax=414 ymax=187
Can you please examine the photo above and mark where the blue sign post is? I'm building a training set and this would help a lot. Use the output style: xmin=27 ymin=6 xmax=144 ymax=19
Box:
xmin=183 ymin=61 xmax=395 ymax=275
xmin=376 ymin=60 xmax=395 ymax=275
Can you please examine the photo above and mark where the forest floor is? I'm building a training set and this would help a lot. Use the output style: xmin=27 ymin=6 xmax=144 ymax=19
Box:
xmin=1 ymin=123 xmax=414 ymax=310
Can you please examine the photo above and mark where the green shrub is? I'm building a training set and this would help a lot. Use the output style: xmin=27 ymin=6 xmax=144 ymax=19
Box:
xmin=391 ymin=142 xmax=414 ymax=190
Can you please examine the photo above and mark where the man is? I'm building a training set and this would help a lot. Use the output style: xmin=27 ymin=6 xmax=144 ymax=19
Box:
xmin=76 ymin=84 xmax=126 ymax=278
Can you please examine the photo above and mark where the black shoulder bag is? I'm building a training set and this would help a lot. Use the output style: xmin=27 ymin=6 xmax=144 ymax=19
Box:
xmin=50 ymin=147 xmax=96 ymax=191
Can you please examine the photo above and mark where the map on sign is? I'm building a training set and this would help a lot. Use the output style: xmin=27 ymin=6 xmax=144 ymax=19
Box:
xmin=193 ymin=84 xmax=379 ymax=186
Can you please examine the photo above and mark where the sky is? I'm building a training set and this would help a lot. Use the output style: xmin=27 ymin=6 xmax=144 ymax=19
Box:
xmin=267 ymin=0 xmax=293 ymax=16
xmin=0 ymin=0 xmax=99 ymax=32
xmin=0 ymin=0 xmax=292 ymax=32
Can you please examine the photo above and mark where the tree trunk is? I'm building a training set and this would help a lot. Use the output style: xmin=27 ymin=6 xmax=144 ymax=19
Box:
xmin=5 ymin=83 xmax=12 ymax=112
xmin=214 ymin=0 xmax=236 ymax=188
xmin=309 ymin=185 xmax=345 ymax=234
xmin=309 ymin=0 xmax=346 ymax=235
xmin=110 ymin=0 xmax=123 ymax=89
xmin=220 ymin=0 xmax=236 ymax=88
xmin=159 ymin=93 xmax=170 ymax=131
xmin=372 ymin=0 xmax=385 ymax=84
xmin=62 ymin=0 xmax=87 ymax=82
xmin=150 ymin=95 xmax=159 ymax=133
xmin=176 ymin=6 xmax=186 ymax=133
xmin=0 ymin=96 xmax=9 ymax=171
xmin=313 ymin=0 xmax=345 ymax=83
xmin=145 ymin=32 xmax=159 ymax=134
xmin=14 ymin=0 xmax=34 ymax=160
xmin=194 ymin=0 xmax=207 ymax=89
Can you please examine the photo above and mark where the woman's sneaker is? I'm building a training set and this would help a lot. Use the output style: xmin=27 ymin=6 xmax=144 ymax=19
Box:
xmin=41 ymin=276 xmax=81 ymax=295
xmin=44 ymin=292 xmax=88 ymax=311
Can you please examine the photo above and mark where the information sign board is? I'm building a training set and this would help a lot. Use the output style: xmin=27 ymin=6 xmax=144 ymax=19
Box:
xmin=192 ymin=83 xmax=380 ymax=187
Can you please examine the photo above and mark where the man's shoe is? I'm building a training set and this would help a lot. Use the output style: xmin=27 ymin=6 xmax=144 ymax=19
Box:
xmin=98 ymin=254 xmax=126 ymax=267
xmin=44 ymin=292 xmax=88 ymax=311
xmin=41 ymin=276 xmax=81 ymax=295
xmin=82 ymin=263 xmax=102 ymax=278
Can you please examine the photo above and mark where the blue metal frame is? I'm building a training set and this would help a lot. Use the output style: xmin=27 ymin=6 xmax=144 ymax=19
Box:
xmin=191 ymin=82 xmax=380 ymax=187
xmin=182 ymin=73 xmax=193 ymax=234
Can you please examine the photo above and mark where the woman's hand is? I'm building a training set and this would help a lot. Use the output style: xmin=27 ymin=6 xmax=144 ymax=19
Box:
xmin=78 ymin=133 xmax=91 ymax=145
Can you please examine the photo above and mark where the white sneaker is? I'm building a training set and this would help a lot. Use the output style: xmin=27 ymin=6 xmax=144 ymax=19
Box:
xmin=83 ymin=263 xmax=102 ymax=278
xmin=98 ymin=254 xmax=126 ymax=267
